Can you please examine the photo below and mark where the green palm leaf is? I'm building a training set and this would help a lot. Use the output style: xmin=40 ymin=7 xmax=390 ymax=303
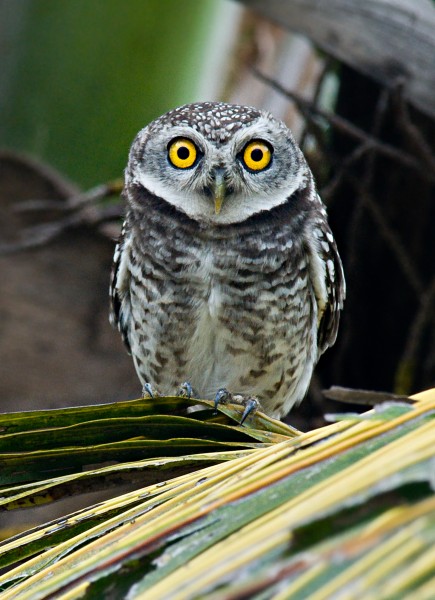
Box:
xmin=0 ymin=389 xmax=434 ymax=598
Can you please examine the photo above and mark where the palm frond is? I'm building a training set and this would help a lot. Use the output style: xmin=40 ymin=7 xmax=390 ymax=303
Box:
xmin=0 ymin=389 xmax=434 ymax=598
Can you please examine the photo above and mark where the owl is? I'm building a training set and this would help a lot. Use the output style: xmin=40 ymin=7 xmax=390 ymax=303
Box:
xmin=110 ymin=102 xmax=345 ymax=420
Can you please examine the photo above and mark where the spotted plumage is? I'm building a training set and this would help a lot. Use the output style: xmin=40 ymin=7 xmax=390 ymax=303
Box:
xmin=110 ymin=101 xmax=345 ymax=419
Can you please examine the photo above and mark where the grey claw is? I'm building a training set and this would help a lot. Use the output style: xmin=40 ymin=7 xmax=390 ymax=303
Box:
xmin=178 ymin=381 xmax=193 ymax=398
xmin=214 ymin=388 xmax=232 ymax=412
xmin=240 ymin=397 xmax=259 ymax=425
xmin=142 ymin=383 xmax=157 ymax=398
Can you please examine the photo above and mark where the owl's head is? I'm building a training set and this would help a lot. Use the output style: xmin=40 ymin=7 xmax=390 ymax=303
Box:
xmin=126 ymin=102 xmax=310 ymax=225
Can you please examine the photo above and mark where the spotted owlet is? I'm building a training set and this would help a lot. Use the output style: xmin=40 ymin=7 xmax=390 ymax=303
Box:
xmin=110 ymin=102 xmax=345 ymax=419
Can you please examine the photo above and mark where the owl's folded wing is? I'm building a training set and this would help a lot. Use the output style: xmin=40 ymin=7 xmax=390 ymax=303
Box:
xmin=306 ymin=212 xmax=346 ymax=356
xmin=110 ymin=221 xmax=133 ymax=353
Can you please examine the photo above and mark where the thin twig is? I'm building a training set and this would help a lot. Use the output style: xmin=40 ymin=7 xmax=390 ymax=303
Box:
xmin=332 ymin=87 xmax=394 ymax=378
xmin=0 ymin=204 xmax=123 ymax=255
xmin=362 ymin=86 xmax=391 ymax=187
xmin=350 ymin=180 xmax=424 ymax=297
xmin=392 ymin=81 xmax=435 ymax=173
xmin=253 ymin=68 xmax=435 ymax=181
xmin=321 ymin=142 xmax=372 ymax=201
xmin=14 ymin=179 xmax=124 ymax=214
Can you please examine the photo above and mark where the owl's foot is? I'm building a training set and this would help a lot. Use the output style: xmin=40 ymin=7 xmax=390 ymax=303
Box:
xmin=142 ymin=383 xmax=161 ymax=399
xmin=214 ymin=388 xmax=260 ymax=425
xmin=177 ymin=381 xmax=195 ymax=399
xmin=240 ymin=397 xmax=261 ymax=424
xmin=214 ymin=387 xmax=232 ymax=408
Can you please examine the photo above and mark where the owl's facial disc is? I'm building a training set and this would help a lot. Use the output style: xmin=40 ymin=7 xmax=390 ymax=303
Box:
xmin=129 ymin=104 xmax=310 ymax=225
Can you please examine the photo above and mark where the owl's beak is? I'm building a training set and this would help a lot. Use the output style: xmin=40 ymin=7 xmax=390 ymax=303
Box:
xmin=212 ymin=169 xmax=226 ymax=215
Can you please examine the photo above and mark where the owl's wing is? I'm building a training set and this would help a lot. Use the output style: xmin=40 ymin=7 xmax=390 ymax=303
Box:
xmin=110 ymin=220 xmax=132 ymax=353
xmin=306 ymin=211 xmax=346 ymax=355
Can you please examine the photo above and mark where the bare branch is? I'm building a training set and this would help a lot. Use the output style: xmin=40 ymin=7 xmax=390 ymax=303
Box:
xmin=323 ymin=386 xmax=413 ymax=405
xmin=253 ymin=69 xmax=435 ymax=181
xmin=14 ymin=179 xmax=124 ymax=214
xmin=392 ymin=81 xmax=435 ymax=173
xmin=350 ymin=181 xmax=425 ymax=297
xmin=0 ymin=204 xmax=123 ymax=255
xmin=321 ymin=142 xmax=372 ymax=201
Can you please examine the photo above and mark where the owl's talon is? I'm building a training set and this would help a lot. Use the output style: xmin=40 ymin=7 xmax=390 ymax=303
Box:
xmin=214 ymin=389 xmax=259 ymax=424
xmin=142 ymin=383 xmax=160 ymax=399
xmin=178 ymin=381 xmax=194 ymax=398
xmin=214 ymin=388 xmax=232 ymax=412
xmin=240 ymin=397 xmax=260 ymax=425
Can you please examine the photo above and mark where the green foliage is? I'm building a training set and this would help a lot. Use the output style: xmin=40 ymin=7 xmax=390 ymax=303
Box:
xmin=0 ymin=390 xmax=434 ymax=598
xmin=1 ymin=0 xmax=216 ymax=187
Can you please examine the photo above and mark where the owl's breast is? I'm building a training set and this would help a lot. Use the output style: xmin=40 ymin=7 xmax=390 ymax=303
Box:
xmin=180 ymin=239 xmax=308 ymax=397
xmin=185 ymin=248 xmax=227 ymax=336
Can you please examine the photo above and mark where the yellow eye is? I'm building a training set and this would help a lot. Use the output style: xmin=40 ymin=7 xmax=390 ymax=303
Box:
xmin=242 ymin=140 xmax=272 ymax=171
xmin=168 ymin=138 xmax=198 ymax=169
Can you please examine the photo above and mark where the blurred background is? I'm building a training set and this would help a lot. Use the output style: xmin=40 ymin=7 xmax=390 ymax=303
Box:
xmin=1 ymin=0 xmax=434 ymax=428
